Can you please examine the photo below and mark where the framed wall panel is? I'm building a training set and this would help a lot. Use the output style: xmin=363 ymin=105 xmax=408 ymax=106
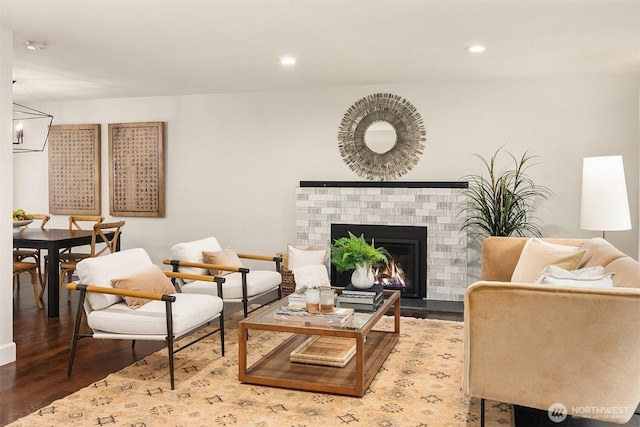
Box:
xmin=48 ymin=124 xmax=101 ymax=215
xmin=108 ymin=122 xmax=165 ymax=217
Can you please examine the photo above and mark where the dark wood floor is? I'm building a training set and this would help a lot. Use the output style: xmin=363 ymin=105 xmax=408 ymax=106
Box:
xmin=2 ymin=279 xmax=638 ymax=426
xmin=1 ymin=278 xmax=167 ymax=425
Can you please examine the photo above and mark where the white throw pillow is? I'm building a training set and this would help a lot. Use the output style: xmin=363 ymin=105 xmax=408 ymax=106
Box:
xmin=511 ymin=238 xmax=586 ymax=283
xmin=287 ymin=244 xmax=327 ymax=271
xmin=535 ymin=265 xmax=614 ymax=288
xmin=292 ymin=264 xmax=330 ymax=291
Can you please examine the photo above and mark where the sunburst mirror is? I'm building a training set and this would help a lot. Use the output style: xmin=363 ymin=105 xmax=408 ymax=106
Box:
xmin=338 ymin=93 xmax=426 ymax=181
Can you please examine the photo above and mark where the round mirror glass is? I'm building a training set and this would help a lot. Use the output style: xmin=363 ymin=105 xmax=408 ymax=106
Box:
xmin=364 ymin=121 xmax=397 ymax=154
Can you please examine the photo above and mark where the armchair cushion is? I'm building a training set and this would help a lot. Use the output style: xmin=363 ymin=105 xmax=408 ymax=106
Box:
xmin=181 ymin=270 xmax=281 ymax=300
xmin=511 ymin=238 xmax=586 ymax=283
xmin=171 ymin=237 xmax=223 ymax=278
xmin=202 ymin=249 xmax=243 ymax=276
xmin=76 ymin=247 xmax=153 ymax=310
xmin=87 ymin=293 xmax=223 ymax=336
xmin=111 ymin=265 xmax=177 ymax=309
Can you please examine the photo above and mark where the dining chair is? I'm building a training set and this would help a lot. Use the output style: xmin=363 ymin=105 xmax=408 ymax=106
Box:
xmin=13 ymin=213 xmax=50 ymax=288
xmin=59 ymin=220 xmax=125 ymax=301
xmin=13 ymin=260 xmax=43 ymax=309
xmin=59 ymin=215 xmax=105 ymax=262
xmin=43 ymin=215 xmax=104 ymax=293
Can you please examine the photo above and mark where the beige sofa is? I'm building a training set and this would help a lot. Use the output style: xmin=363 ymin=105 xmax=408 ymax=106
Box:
xmin=463 ymin=237 xmax=640 ymax=424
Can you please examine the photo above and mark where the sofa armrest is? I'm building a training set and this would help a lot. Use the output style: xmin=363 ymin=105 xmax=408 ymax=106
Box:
xmin=463 ymin=281 xmax=640 ymax=424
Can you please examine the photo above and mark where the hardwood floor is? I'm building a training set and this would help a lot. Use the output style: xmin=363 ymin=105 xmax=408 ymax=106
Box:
xmin=2 ymin=279 xmax=638 ymax=426
xmin=1 ymin=278 xmax=166 ymax=425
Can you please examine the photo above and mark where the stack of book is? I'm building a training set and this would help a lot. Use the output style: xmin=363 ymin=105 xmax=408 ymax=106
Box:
xmin=287 ymin=289 xmax=307 ymax=307
xmin=274 ymin=306 xmax=354 ymax=326
xmin=337 ymin=283 xmax=384 ymax=310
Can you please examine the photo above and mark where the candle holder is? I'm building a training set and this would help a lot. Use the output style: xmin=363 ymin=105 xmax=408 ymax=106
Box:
xmin=305 ymin=288 xmax=320 ymax=312
xmin=319 ymin=286 xmax=335 ymax=313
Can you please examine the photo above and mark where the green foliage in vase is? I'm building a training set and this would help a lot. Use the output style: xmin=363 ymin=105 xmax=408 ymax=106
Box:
xmin=330 ymin=232 xmax=390 ymax=272
xmin=460 ymin=147 xmax=553 ymax=240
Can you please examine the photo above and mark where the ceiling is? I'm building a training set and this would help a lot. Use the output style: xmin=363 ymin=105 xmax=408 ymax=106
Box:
xmin=2 ymin=0 xmax=639 ymax=103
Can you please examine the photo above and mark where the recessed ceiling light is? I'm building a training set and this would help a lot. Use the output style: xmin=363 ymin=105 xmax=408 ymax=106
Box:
xmin=280 ymin=56 xmax=296 ymax=66
xmin=465 ymin=45 xmax=486 ymax=53
xmin=26 ymin=41 xmax=47 ymax=51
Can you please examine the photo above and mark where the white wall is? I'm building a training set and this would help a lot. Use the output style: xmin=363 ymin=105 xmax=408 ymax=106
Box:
xmin=1 ymin=27 xmax=16 ymax=366
xmin=13 ymin=75 xmax=639 ymax=262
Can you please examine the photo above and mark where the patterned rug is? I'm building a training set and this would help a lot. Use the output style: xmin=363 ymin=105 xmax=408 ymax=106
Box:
xmin=8 ymin=315 xmax=513 ymax=426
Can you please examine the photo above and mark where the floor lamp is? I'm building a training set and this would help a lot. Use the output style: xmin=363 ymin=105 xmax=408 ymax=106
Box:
xmin=580 ymin=155 xmax=631 ymax=239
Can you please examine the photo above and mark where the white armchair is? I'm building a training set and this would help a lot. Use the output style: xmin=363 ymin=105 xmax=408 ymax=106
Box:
xmin=66 ymin=248 xmax=225 ymax=390
xmin=165 ymin=237 xmax=282 ymax=317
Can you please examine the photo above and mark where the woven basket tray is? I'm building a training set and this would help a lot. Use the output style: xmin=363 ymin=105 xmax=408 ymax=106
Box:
xmin=290 ymin=336 xmax=356 ymax=367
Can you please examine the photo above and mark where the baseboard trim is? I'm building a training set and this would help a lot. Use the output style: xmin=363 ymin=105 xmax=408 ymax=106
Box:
xmin=0 ymin=341 xmax=16 ymax=366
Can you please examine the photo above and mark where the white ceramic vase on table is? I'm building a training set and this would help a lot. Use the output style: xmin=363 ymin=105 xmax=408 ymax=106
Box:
xmin=350 ymin=263 xmax=375 ymax=289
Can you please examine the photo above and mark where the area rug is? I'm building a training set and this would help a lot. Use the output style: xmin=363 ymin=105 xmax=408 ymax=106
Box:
xmin=8 ymin=315 xmax=513 ymax=426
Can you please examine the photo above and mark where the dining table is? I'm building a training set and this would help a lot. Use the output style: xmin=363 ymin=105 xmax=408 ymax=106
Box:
xmin=13 ymin=228 xmax=120 ymax=318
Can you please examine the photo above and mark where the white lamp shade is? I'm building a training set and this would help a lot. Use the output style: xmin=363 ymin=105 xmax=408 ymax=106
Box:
xmin=580 ymin=155 xmax=632 ymax=231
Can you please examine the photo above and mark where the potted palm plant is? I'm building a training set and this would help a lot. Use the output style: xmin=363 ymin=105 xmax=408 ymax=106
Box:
xmin=330 ymin=232 xmax=390 ymax=289
xmin=460 ymin=147 xmax=553 ymax=241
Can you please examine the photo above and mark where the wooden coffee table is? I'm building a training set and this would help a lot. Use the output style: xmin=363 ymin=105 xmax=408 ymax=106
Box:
xmin=238 ymin=289 xmax=400 ymax=397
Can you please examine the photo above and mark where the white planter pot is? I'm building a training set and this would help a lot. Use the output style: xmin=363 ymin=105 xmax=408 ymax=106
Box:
xmin=350 ymin=263 xmax=375 ymax=289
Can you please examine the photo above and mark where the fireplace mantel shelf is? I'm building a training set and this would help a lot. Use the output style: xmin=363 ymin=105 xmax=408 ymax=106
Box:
xmin=300 ymin=181 xmax=467 ymax=188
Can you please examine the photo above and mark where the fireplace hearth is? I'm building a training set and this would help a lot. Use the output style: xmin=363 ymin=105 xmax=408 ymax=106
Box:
xmin=331 ymin=224 xmax=427 ymax=299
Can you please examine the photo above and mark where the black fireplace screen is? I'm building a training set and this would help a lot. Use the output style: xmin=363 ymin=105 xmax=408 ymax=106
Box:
xmin=330 ymin=224 xmax=427 ymax=299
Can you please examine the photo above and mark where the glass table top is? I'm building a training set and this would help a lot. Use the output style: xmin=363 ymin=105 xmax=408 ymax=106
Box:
xmin=242 ymin=291 xmax=398 ymax=332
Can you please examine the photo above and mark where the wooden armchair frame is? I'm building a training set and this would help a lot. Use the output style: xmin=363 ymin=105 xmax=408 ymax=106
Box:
xmin=164 ymin=253 xmax=283 ymax=317
xmin=66 ymin=271 xmax=225 ymax=390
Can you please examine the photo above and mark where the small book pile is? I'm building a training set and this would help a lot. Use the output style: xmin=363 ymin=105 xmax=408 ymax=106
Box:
xmin=274 ymin=306 xmax=354 ymax=326
xmin=337 ymin=283 xmax=384 ymax=310
xmin=287 ymin=289 xmax=307 ymax=307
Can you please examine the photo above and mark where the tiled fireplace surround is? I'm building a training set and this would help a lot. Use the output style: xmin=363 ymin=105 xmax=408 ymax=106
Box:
xmin=295 ymin=181 xmax=468 ymax=302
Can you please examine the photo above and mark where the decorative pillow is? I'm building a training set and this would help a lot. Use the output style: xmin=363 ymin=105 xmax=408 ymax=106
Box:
xmin=535 ymin=265 xmax=614 ymax=288
xmin=511 ymin=238 xmax=586 ymax=283
xmin=292 ymin=264 xmax=330 ymax=291
xmin=287 ymin=244 xmax=327 ymax=271
xmin=111 ymin=265 xmax=176 ymax=309
xmin=202 ymin=249 xmax=244 ymax=276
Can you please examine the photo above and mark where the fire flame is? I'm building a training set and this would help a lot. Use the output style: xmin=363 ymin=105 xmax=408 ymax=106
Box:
xmin=373 ymin=258 xmax=407 ymax=288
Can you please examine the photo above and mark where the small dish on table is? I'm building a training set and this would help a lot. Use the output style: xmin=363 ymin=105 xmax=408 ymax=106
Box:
xmin=13 ymin=219 xmax=33 ymax=231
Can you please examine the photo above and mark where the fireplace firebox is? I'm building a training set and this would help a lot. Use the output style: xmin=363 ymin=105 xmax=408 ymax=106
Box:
xmin=330 ymin=224 xmax=427 ymax=299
